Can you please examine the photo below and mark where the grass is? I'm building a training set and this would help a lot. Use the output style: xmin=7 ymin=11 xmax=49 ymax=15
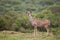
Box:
xmin=0 ymin=31 xmax=55 ymax=40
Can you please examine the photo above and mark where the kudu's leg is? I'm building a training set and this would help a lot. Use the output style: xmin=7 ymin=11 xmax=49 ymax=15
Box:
xmin=45 ymin=25 xmax=50 ymax=36
xmin=34 ymin=26 xmax=37 ymax=37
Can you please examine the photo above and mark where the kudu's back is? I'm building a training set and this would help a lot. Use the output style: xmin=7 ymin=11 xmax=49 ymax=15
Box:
xmin=31 ymin=18 xmax=50 ymax=27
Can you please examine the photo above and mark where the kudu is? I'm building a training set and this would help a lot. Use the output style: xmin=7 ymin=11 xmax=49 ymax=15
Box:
xmin=26 ymin=10 xmax=50 ymax=37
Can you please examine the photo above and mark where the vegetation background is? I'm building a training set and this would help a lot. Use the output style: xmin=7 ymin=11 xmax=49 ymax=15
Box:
xmin=0 ymin=0 xmax=60 ymax=40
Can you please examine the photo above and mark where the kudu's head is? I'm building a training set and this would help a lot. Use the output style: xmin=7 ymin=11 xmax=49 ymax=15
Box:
xmin=26 ymin=10 xmax=32 ymax=16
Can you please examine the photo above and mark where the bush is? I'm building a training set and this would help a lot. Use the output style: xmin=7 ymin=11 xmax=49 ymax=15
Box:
xmin=0 ymin=16 xmax=6 ymax=30
xmin=12 ymin=14 xmax=33 ymax=33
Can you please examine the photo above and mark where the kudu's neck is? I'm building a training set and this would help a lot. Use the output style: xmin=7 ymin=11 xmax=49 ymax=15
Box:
xmin=29 ymin=14 xmax=32 ymax=18
xmin=28 ymin=14 xmax=33 ymax=22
